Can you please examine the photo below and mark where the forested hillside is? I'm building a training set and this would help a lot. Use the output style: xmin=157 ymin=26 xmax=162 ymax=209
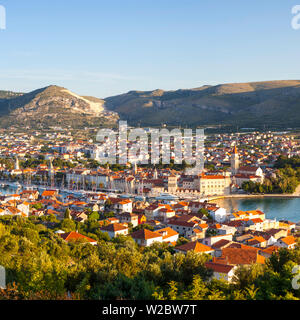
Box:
xmin=0 ymin=215 xmax=299 ymax=300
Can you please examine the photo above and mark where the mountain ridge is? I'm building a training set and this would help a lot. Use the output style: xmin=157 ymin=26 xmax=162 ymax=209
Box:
xmin=0 ymin=85 xmax=119 ymax=129
xmin=103 ymin=80 xmax=300 ymax=128
xmin=1 ymin=80 xmax=300 ymax=129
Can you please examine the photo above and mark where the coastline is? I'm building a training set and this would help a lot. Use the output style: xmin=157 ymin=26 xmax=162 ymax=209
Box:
xmin=207 ymin=193 xmax=300 ymax=202
xmin=207 ymin=193 xmax=300 ymax=224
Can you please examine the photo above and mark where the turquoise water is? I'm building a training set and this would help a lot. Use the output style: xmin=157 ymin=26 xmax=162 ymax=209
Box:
xmin=0 ymin=186 xmax=22 ymax=195
xmin=215 ymin=197 xmax=300 ymax=223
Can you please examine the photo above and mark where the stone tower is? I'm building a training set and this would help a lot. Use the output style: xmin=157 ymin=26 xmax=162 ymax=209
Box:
xmin=153 ymin=167 xmax=158 ymax=179
xmin=15 ymin=156 xmax=20 ymax=170
xmin=48 ymin=158 xmax=55 ymax=176
xmin=231 ymin=145 xmax=239 ymax=175
xmin=167 ymin=174 xmax=178 ymax=193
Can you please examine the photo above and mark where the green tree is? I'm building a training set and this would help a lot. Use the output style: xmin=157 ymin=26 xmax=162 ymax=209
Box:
xmin=60 ymin=219 xmax=76 ymax=232
xmin=64 ymin=208 xmax=71 ymax=220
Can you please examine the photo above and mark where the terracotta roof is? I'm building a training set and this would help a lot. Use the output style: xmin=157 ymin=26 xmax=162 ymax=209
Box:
xmin=171 ymin=215 xmax=201 ymax=222
xmin=42 ymin=190 xmax=57 ymax=197
xmin=156 ymin=227 xmax=179 ymax=240
xmin=193 ymin=229 xmax=204 ymax=234
xmin=225 ymin=220 xmax=248 ymax=227
xmin=280 ymin=235 xmax=296 ymax=245
xmin=6 ymin=206 xmax=22 ymax=215
xmin=131 ymin=229 xmax=162 ymax=240
xmin=72 ymin=201 xmax=87 ymax=206
xmin=250 ymin=218 xmax=264 ymax=224
xmin=20 ymin=190 xmax=38 ymax=195
xmin=107 ymin=217 xmax=119 ymax=222
xmin=239 ymin=166 xmax=260 ymax=172
xmin=118 ymin=212 xmax=138 ymax=218
xmin=101 ymin=223 xmax=128 ymax=232
xmin=168 ymin=220 xmax=197 ymax=227
xmin=159 ymin=208 xmax=175 ymax=213
xmin=227 ymin=242 xmax=260 ymax=252
xmin=219 ymin=247 xmax=265 ymax=265
xmin=200 ymin=174 xmax=227 ymax=180
xmin=248 ymin=235 xmax=266 ymax=244
xmin=261 ymin=246 xmax=279 ymax=255
xmin=205 ymin=261 xmax=235 ymax=274
xmin=198 ymin=223 xmax=208 ymax=229
xmin=109 ymin=198 xmax=132 ymax=205
xmin=59 ymin=231 xmax=96 ymax=243
xmin=212 ymin=239 xmax=231 ymax=249
xmin=175 ymin=241 xmax=213 ymax=253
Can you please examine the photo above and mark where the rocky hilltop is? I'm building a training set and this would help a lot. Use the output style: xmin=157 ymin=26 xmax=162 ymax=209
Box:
xmin=0 ymin=85 xmax=119 ymax=129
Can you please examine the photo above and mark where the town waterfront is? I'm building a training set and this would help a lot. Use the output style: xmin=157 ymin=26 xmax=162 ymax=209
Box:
xmin=213 ymin=197 xmax=300 ymax=223
xmin=2 ymin=182 xmax=300 ymax=223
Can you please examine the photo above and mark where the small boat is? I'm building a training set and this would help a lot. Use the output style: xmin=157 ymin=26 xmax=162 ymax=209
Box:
xmin=24 ymin=186 xmax=34 ymax=190
xmin=134 ymin=196 xmax=146 ymax=201
xmin=108 ymin=193 xmax=118 ymax=198
xmin=10 ymin=182 xmax=22 ymax=189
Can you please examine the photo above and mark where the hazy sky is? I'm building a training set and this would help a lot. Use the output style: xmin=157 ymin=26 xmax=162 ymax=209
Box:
xmin=0 ymin=0 xmax=300 ymax=98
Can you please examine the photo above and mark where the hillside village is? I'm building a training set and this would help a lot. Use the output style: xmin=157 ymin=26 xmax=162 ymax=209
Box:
xmin=0 ymin=127 xmax=299 ymax=284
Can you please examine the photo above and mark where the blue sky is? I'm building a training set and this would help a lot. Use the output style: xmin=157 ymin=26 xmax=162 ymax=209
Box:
xmin=0 ymin=0 xmax=299 ymax=98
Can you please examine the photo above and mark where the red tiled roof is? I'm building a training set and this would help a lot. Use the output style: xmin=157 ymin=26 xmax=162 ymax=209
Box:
xmin=280 ymin=235 xmax=296 ymax=245
xmin=219 ymin=247 xmax=265 ymax=265
xmin=261 ymin=246 xmax=279 ymax=255
xmin=42 ymin=190 xmax=57 ymax=197
xmin=175 ymin=241 xmax=213 ymax=253
xmin=59 ymin=231 xmax=96 ymax=243
xmin=212 ymin=239 xmax=231 ymax=249
xmin=205 ymin=262 xmax=235 ymax=274
xmin=156 ymin=227 xmax=179 ymax=240
xmin=131 ymin=229 xmax=162 ymax=240
xmin=101 ymin=223 xmax=128 ymax=232
xmin=168 ymin=220 xmax=197 ymax=227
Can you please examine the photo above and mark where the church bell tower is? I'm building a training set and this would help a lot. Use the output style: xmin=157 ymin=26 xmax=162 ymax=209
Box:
xmin=231 ymin=145 xmax=239 ymax=175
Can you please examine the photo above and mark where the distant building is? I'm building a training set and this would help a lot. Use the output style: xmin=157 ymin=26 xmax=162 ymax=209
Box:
xmin=198 ymin=173 xmax=231 ymax=196
xmin=167 ymin=174 xmax=178 ymax=193
xmin=205 ymin=262 xmax=237 ymax=282
xmin=276 ymin=236 xmax=297 ymax=249
xmin=100 ymin=223 xmax=129 ymax=239
xmin=130 ymin=229 xmax=163 ymax=247
xmin=174 ymin=240 xmax=214 ymax=255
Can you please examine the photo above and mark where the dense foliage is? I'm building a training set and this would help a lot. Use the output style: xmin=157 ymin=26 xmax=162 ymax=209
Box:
xmin=0 ymin=216 xmax=299 ymax=300
xmin=242 ymin=156 xmax=300 ymax=194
